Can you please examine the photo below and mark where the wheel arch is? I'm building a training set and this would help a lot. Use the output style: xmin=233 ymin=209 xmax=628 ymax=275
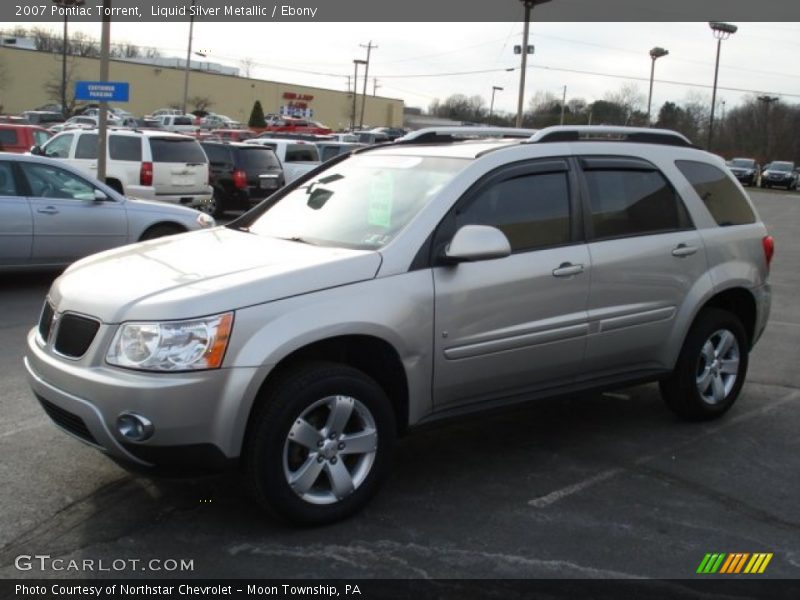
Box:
xmin=138 ymin=221 xmax=188 ymax=241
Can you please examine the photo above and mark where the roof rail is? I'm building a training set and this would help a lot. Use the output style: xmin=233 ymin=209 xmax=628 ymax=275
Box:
xmin=396 ymin=126 xmax=538 ymax=145
xmin=529 ymin=126 xmax=693 ymax=147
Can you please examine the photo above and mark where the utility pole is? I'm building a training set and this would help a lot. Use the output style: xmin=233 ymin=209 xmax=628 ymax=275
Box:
xmin=373 ymin=78 xmax=380 ymax=97
xmin=757 ymin=95 xmax=778 ymax=162
xmin=359 ymin=41 xmax=377 ymax=129
xmin=181 ymin=0 xmax=196 ymax=115
xmin=560 ymin=85 xmax=567 ymax=125
xmin=351 ymin=59 xmax=366 ymax=130
xmin=97 ymin=0 xmax=111 ymax=182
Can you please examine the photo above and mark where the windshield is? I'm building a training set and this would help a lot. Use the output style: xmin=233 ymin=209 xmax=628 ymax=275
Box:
xmin=246 ymin=154 xmax=468 ymax=249
xmin=770 ymin=162 xmax=793 ymax=172
xmin=730 ymin=159 xmax=755 ymax=168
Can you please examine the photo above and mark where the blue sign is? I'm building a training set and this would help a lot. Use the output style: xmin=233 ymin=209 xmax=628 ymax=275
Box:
xmin=74 ymin=81 xmax=130 ymax=103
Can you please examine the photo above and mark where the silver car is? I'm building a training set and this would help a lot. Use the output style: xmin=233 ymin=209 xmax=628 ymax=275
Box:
xmin=25 ymin=126 xmax=772 ymax=524
xmin=0 ymin=153 xmax=214 ymax=271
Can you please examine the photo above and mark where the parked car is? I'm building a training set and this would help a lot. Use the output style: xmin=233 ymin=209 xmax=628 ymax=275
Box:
xmin=33 ymin=129 xmax=212 ymax=207
xmin=0 ymin=153 xmax=213 ymax=271
xmin=156 ymin=115 xmax=199 ymax=135
xmin=49 ymin=115 xmax=122 ymax=133
xmin=211 ymin=128 xmax=255 ymax=142
xmin=245 ymin=137 xmax=320 ymax=183
xmin=314 ymin=141 xmax=366 ymax=162
xmin=369 ymin=127 xmax=407 ymax=141
xmin=352 ymin=130 xmax=390 ymax=145
xmin=0 ymin=123 xmax=51 ymax=153
xmin=25 ymin=126 xmax=772 ymax=525
xmin=21 ymin=111 xmax=64 ymax=128
xmin=120 ymin=117 xmax=165 ymax=130
xmin=200 ymin=114 xmax=241 ymax=130
xmin=147 ymin=108 xmax=183 ymax=119
xmin=199 ymin=141 xmax=285 ymax=217
xmin=760 ymin=161 xmax=797 ymax=190
xmin=266 ymin=117 xmax=332 ymax=135
xmin=726 ymin=157 xmax=759 ymax=186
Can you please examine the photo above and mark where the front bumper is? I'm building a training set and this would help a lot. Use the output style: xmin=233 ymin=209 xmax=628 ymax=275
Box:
xmin=25 ymin=327 xmax=268 ymax=470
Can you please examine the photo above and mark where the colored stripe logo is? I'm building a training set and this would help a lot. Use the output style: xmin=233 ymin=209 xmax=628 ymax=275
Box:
xmin=697 ymin=553 xmax=773 ymax=574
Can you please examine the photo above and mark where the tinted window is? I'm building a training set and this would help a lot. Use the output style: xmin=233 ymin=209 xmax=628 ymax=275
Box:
xmin=238 ymin=147 xmax=280 ymax=170
xmin=0 ymin=162 xmax=18 ymax=195
xmin=173 ymin=117 xmax=193 ymax=126
xmin=676 ymin=160 xmax=756 ymax=226
xmin=285 ymin=144 xmax=319 ymax=162
xmin=456 ymin=171 xmax=571 ymax=252
xmin=202 ymin=144 xmax=231 ymax=164
xmin=75 ymin=133 xmax=98 ymax=159
xmin=0 ymin=129 xmax=18 ymax=147
xmin=109 ymin=135 xmax=142 ymax=161
xmin=149 ymin=138 xmax=207 ymax=163
xmin=585 ymin=169 xmax=687 ymax=239
xmin=320 ymin=146 xmax=341 ymax=162
xmin=42 ymin=133 xmax=74 ymax=158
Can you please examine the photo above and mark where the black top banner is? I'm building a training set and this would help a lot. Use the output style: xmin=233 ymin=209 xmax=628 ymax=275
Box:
xmin=4 ymin=0 xmax=800 ymax=22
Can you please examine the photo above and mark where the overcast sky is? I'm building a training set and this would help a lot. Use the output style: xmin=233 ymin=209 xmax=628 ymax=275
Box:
xmin=11 ymin=21 xmax=800 ymax=117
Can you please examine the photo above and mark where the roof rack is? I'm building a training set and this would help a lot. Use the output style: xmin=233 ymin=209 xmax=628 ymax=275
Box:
xmin=396 ymin=126 xmax=538 ymax=145
xmin=529 ymin=126 xmax=693 ymax=147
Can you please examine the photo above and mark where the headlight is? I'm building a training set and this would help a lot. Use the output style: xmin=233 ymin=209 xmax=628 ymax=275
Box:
xmin=107 ymin=312 xmax=233 ymax=371
xmin=196 ymin=213 xmax=215 ymax=228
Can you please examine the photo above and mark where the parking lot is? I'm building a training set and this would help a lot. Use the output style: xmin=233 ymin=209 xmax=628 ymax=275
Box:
xmin=0 ymin=188 xmax=798 ymax=580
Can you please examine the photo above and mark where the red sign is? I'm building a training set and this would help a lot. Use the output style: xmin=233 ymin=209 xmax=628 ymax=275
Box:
xmin=282 ymin=92 xmax=314 ymax=101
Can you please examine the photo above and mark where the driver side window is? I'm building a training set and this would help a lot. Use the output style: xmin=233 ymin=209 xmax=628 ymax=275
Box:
xmin=20 ymin=162 xmax=96 ymax=201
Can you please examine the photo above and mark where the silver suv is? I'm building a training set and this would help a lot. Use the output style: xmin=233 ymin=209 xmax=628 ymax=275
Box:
xmin=25 ymin=126 xmax=773 ymax=524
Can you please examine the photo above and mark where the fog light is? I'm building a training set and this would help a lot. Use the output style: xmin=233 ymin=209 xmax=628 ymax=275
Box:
xmin=117 ymin=412 xmax=154 ymax=442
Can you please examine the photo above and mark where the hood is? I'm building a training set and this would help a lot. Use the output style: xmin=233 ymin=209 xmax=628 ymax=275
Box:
xmin=50 ymin=227 xmax=382 ymax=322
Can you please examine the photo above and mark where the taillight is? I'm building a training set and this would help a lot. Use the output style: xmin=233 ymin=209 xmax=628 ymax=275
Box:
xmin=762 ymin=235 xmax=775 ymax=269
xmin=232 ymin=169 xmax=248 ymax=189
xmin=140 ymin=161 xmax=153 ymax=186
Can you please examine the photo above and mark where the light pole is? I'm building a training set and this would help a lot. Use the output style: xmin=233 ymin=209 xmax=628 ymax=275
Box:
xmin=181 ymin=0 xmax=197 ymax=115
xmin=757 ymin=95 xmax=778 ymax=162
xmin=516 ymin=0 xmax=552 ymax=128
xmin=51 ymin=0 xmax=86 ymax=118
xmin=489 ymin=86 xmax=503 ymax=119
xmin=646 ymin=46 xmax=668 ymax=125
xmin=707 ymin=22 xmax=737 ymax=150
xmin=351 ymin=59 xmax=366 ymax=130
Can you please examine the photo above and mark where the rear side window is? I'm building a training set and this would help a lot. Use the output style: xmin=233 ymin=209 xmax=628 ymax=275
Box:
xmin=149 ymin=138 xmax=207 ymax=163
xmin=676 ymin=161 xmax=755 ymax=226
xmin=0 ymin=129 xmax=18 ymax=147
xmin=75 ymin=133 xmax=98 ymax=159
xmin=285 ymin=144 xmax=319 ymax=162
xmin=320 ymin=146 xmax=341 ymax=162
xmin=173 ymin=117 xmax=193 ymax=126
xmin=584 ymin=169 xmax=689 ymax=239
xmin=456 ymin=171 xmax=571 ymax=252
xmin=109 ymin=136 xmax=142 ymax=161
xmin=0 ymin=161 xmax=18 ymax=195
xmin=237 ymin=147 xmax=280 ymax=170
xmin=202 ymin=144 xmax=231 ymax=164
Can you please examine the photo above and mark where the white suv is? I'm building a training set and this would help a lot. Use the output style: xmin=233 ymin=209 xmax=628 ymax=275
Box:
xmin=35 ymin=129 xmax=212 ymax=207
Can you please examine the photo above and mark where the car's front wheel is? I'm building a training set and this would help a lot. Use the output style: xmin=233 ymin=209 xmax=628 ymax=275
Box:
xmin=660 ymin=308 xmax=748 ymax=421
xmin=244 ymin=362 xmax=396 ymax=524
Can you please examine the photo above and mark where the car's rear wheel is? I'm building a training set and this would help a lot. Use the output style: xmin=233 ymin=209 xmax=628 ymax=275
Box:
xmin=244 ymin=362 xmax=395 ymax=524
xmin=199 ymin=188 xmax=226 ymax=219
xmin=660 ymin=308 xmax=748 ymax=421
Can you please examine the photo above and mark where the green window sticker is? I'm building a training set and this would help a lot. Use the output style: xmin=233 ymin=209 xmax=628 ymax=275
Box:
xmin=367 ymin=172 xmax=394 ymax=228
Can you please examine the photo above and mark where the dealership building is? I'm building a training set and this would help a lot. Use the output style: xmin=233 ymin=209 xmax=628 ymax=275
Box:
xmin=0 ymin=45 xmax=405 ymax=129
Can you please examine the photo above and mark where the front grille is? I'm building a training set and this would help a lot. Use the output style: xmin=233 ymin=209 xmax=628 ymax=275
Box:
xmin=38 ymin=301 xmax=54 ymax=342
xmin=53 ymin=314 xmax=100 ymax=358
xmin=37 ymin=396 xmax=98 ymax=445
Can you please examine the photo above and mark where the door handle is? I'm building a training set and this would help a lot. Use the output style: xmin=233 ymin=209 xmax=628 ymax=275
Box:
xmin=552 ymin=262 xmax=585 ymax=278
xmin=37 ymin=206 xmax=59 ymax=215
xmin=89 ymin=163 xmax=97 ymax=169
xmin=671 ymin=243 xmax=698 ymax=258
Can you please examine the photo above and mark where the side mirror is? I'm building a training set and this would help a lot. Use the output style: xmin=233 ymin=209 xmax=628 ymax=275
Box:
xmin=444 ymin=225 xmax=511 ymax=263
xmin=93 ymin=189 xmax=109 ymax=202
xmin=30 ymin=145 xmax=42 ymax=155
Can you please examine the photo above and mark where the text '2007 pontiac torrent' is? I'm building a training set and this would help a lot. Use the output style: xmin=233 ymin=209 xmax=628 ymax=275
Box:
xmin=26 ymin=126 xmax=773 ymax=524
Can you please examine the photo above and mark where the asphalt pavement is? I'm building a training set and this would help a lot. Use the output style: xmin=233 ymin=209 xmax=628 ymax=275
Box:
xmin=0 ymin=190 xmax=798 ymax=580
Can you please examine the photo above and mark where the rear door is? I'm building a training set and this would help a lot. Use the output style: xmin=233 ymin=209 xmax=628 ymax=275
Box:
xmin=237 ymin=146 xmax=283 ymax=198
xmin=149 ymin=136 xmax=209 ymax=198
xmin=432 ymin=159 xmax=591 ymax=408
xmin=0 ymin=160 xmax=33 ymax=266
xmin=578 ymin=156 xmax=709 ymax=379
xmin=19 ymin=161 xmax=128 ymax=264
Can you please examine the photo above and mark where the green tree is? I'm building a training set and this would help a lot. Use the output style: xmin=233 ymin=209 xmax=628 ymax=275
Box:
xmin=249 ymin=100 xmax=266 ymax=128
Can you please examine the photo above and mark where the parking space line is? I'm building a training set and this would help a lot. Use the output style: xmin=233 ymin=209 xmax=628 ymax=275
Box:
xmin=527 ymin=389 xmax=800 ymax=508
xmin=0 ymin=417 xmax=46 ymax=440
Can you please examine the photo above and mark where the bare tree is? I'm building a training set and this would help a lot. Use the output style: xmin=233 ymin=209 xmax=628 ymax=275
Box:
xmin=188 ymin=96 xmax=214 ymax=114
xmin=44 ymin=59 xmax=84 ymax=116
xmin=604 ymin=83 xmax=646 ymax=125
xmin=239 ymin=57 xmax=255 ymax=78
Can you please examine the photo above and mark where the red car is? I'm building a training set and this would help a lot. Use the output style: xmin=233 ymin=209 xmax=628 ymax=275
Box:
xmin=211 ymin=128 xmax=255 ymax=142
xmin=267 ymin=117 xmax=332 ymax=135
xmin=0 ymin=123 xmax=52 ymax=154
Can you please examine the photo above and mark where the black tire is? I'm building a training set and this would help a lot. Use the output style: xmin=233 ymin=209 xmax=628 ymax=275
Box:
xmin=139 ymin=223 xmax=185 ymax=241
xmin=244 ymin=361 xmax=396 ymax=525
xmin=660 ymin=308 xmax=749 ymax=421
xmin=199 ymin=187 xmax=226 ymax=219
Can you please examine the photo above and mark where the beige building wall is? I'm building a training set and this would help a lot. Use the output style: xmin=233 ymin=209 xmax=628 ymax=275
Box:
xmin=0 ymin=47 xmax=403 ymax=129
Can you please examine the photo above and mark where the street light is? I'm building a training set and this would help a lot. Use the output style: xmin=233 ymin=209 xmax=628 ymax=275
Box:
xmin=51 ymin=0 xmax=86 ymax=118
xmin=351 ymin=59 xmax=367 ymax=130
xmin=707 ymin=21 xmax=737 ymax=149
xmin=516 ymin=0 xmax=552 ymax=128
xmin=489 ymin=86 xmax=503 ymax=119
xmin=646 ymin=46 xmax=668 ymax=125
